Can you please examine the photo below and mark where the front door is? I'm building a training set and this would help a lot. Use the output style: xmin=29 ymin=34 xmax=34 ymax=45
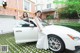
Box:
xmin=14 ymin=20 xmax=38 ymax=43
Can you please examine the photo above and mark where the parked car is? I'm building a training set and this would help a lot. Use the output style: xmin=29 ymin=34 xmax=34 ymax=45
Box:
xmin=13 ymin=19 xmax=80 ymax=53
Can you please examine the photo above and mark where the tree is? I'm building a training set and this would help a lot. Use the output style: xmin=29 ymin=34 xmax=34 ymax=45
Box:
xmin=67 ymin=0 xmax=80 ymax=18
xmin=53 ymin=0 xmax=80 ymax=18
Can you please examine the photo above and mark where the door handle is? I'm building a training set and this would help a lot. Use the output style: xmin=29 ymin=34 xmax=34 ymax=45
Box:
xmin=16 ymin=30 xmax=22 ymax=32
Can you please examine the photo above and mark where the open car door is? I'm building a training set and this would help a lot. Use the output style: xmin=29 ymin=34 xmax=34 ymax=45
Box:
xmin=13 ymin=20 xmax=38 ymax=43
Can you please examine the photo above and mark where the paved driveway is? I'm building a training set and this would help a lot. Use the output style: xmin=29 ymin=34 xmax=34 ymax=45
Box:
xmin=0 ymin=33 xmax=53 ymax=53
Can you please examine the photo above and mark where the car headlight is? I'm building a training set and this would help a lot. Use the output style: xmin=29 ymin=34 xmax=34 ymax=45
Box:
xmin=67 ymin=34 xmax=80 ymax=40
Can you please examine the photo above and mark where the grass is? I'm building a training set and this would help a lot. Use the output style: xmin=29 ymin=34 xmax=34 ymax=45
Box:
xmin=0 ymin=33 xmax=53 ymax=53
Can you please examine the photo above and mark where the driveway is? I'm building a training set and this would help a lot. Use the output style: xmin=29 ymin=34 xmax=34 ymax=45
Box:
xmin=0 ymin=33 xmax=78 ymax=53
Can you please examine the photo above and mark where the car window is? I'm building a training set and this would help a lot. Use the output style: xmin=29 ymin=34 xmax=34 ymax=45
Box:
xmin=41 ymin=21 xmax=51 ymax=26
xmin=24 ymin=20 xmax=37 ymax=27
xmin=16 ymin=20 xmax=37 ymax=27
xmin=30 ymin=21 xmax=37 ymax=27
xmin=22 ymin=23 xmax=29 ymax=27
xmin=16 ymin=20 xmax=29 ymax=27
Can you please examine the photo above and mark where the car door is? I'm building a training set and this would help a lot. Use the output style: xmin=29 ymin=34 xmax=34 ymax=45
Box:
xmin=14 ymin=20 xmax=38 ymax=43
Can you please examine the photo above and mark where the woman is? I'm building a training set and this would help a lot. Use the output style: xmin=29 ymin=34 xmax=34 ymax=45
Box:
xmin=35 ymin=11 xmax=48 ymax=50
xmin=19 ymin=12 xmax=30 ymax=27
xmin=34 ymin=11 xmax=43 ymax=31
xmin=20 ymin=12 xmax=29 ymax=21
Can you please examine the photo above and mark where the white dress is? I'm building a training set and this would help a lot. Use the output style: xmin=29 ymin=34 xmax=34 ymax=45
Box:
xmin=34 ymin=17 xmax=49 ymax=50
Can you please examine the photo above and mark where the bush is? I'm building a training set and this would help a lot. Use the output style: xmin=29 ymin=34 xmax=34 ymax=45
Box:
xmin=46 ymin=15 xmax=54 ymax=20
xmin=61 ymin=23 xmax=80 ymax=32
xmin=59 ymin=11 xmax=79 ymax=19
xmin=66 ymin=26 xmax=80 ymax=32
xmin=58 ymin=7 xmax=79 ymax=19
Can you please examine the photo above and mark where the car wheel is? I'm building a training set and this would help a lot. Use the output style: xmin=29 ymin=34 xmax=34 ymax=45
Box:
xmin=48 ymin=35 xmax=65 ymax=52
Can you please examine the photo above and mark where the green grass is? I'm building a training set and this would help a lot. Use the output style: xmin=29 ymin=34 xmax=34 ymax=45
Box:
xmin=0 ymin=33 xmax=53 ymax=53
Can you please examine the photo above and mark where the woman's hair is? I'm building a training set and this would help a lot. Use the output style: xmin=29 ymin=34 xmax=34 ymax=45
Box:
xmin=23 ymin=12 xmax=28 ymax=18
xmin=35 ymin=10 xmax=42 ymax=15
xmin=35 ymin=10 xmax=42 ymax=18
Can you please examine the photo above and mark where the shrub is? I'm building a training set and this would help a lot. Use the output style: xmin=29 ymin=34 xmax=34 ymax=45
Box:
xmin=61 ymin=23 xmax=80 ymax=32
xmin=46 ymin=15 xmax=54 ymax=20
xmin=58 ymin=7 xmax=79 ymax=19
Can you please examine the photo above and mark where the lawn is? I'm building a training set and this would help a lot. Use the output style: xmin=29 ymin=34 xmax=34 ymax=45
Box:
xmin=0 ymin=33 xmax=53 ymax=53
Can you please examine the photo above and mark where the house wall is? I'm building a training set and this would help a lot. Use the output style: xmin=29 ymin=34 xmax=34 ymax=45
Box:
xmin=42 ymin=11 xmax=55 ymax=19
xmin=0 ymin=0 xmax=35 ymax=19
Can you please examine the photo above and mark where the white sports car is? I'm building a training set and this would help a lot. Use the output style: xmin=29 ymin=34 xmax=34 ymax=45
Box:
xmin=13 ymin=19 xmax=80 ymax=53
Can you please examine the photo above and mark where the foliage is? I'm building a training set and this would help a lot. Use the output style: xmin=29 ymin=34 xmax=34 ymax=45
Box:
xmin=58 ymin=8 xmax=79 ymax=19
xmin=46 ymin=15 xmax=54 ymax=20
xmin=53 ymin=0 xmax=80 ymax=19
xmin=61 ymin=22 xmax=80 ymax=32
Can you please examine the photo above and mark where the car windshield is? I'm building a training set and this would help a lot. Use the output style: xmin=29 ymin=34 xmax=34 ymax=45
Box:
xmin=41 ymin=21 xmax=51 ymax=26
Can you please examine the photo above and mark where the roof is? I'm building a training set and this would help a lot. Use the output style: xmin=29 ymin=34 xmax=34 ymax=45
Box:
xmin=42 ymin=8 xmax=55 ymax=13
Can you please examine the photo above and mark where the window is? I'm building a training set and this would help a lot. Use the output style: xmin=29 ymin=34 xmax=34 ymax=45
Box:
xmin=24 ymin=20 xmax=37 ymax=27
xmin=22 ymin=23 xmax=29 ymax=27
xmin=23 ymin=0 xmax=31 ymax=11
xmin=21 ymin=21 xmax=37 ymax=27
xmin=0 ymin=0 xmax=3 ymax=6
xmin=17 ymin=20 xmax=30 ymax=27
xmin=47 ymin=0 xmax=50 ymax=2
xmin=36 ymin=0 xmax=41 ymax=4
xmin=36 ymin=5 xmax=42 ymax=11
xmin=47 ymin=0 xmax=53 ymax=2
xmin=17 ymin=20 xmax=37 ymax=27
xmin=47 ymin=4 xmax=51 ymax=8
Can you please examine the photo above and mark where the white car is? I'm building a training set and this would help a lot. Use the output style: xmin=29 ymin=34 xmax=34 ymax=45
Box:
xmin=13 ymin=19 xmax=80 ymax=53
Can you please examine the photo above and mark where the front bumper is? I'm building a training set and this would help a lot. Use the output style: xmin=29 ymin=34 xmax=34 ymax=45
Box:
xmin=65 ymin=40 xmax=80 ymax=51
xmin=74 ymin=40 xmax=80 ymax=51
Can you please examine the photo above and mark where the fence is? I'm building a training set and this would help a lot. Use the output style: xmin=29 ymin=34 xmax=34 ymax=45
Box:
xmin=46 ymin=19 xmax=80 ymax=24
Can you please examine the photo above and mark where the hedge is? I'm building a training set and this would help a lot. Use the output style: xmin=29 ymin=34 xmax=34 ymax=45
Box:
xmin=61 ymin=23 xmax=80 ymax=32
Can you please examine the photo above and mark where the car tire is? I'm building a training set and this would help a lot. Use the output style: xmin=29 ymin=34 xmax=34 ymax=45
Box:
xmin=48 ymin=35 xmax=65 ymax=53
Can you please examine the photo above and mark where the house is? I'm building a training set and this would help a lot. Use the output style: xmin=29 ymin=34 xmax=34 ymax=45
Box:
xmin=0 ymin=0 xmax=35 ymax=19
xmin=0 ymin=0 xmax=35 ymax=34
xmin=35 ymin=0 xmax=64 ymax=19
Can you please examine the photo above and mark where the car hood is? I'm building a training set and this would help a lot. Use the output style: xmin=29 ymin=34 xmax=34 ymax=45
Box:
xmin=43 ymin=25 xmax=80 ymax=37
